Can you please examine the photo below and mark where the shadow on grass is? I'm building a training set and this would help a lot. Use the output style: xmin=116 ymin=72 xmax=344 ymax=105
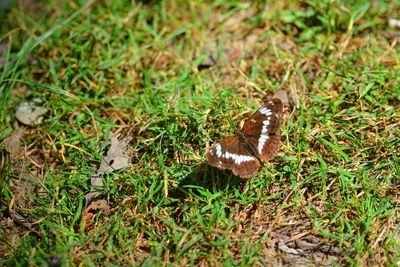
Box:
xmin=168 ymin=162 xmax=247 ymax=200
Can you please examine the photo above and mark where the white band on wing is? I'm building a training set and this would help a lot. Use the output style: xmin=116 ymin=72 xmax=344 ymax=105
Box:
xmin=215 ymin=143 xmax=254 ymax=165
xmin=258 ymin=118 xmax=271 ymax=154
xmin=223 ymin=151 xmax=254 ymax=164
xmin=259 ymin=107 xmax=272 ymax=116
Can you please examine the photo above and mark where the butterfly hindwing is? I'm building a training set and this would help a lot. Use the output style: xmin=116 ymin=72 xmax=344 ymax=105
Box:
xmin=206 ymin=136 xmax=260 ymax=178
xmin=240 ymin=98 xmax=283 ymax=160
xmin=259 ymin=130 xmax=281 ymax=161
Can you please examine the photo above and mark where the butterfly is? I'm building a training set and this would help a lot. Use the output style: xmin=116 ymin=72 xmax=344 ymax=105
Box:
xmin=206 ymin=98 xmax=283 ymax=178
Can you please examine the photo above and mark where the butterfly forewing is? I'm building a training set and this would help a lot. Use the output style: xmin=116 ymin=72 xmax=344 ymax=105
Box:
xmin=240 ymin=98 xmax=283 ymax=160
xmin=206 ymin=136 xmax=260 ymax=178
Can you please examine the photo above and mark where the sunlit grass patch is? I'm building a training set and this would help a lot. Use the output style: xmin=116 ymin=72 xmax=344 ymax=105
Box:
xmin=1 ymin=0 xmax=399 ymax=265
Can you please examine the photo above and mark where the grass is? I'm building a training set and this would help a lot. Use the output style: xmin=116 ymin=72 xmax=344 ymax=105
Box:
xmin=1 ymin=0 xmax=399 ymax=265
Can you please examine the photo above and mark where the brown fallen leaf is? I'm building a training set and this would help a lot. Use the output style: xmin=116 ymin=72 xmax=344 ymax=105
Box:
xmin=272 ymin=89 xmax=298 ymax=113
xmin=3 ymin=127 xmax=25 ymax=160
xmin=82 ymin=211 xmax=95 ymax=230
xmin=365 ymin=117 xmax=377 ymax=126
xmin=85 ymin=199 xmax=109 ymax=212
xmin=83 ymin=199 xmax=110 ymax=229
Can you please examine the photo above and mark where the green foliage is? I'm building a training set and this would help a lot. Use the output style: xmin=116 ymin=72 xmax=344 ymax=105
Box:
xmin=1 ymin=0 xmax=399 ymax=266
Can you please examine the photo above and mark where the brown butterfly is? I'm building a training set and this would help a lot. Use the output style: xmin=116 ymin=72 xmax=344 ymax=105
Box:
xmin=206 ymin=98 xmax=283 ymax=178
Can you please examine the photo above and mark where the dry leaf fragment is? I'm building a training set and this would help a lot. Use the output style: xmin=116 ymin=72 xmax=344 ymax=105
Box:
xmin=3 ymin=127 xmax=25 ymax=160
xmin=272 ymin=89 xmax=298 ymax=113
xmin=85 ymin=199 xmax=110 ymax=212
xmin=85 ymin=132 xmax=132 ymax=207
xmin=388 ymin=18 xmax=400 ymax=28
xmin=83 ymin=199 xmax=110 ymax=225
xmin=278 ymin=242 xmax=304 ymax=255
xmin=365 ymin=118 xmax=377 ymax=126
xmin=8 ymin=209 xmax=33 ymax=229
xmin=15 ymin=98 xmax=48 ymax=126
xmin=98 ymin=132 xmax=132 ymax=173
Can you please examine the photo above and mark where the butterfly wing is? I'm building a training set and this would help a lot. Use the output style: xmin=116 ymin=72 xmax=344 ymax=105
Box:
xmin=241 ymin=98 xmax=283 ymax=160
xmin=206 ymin=136 xmax=260 ymax=178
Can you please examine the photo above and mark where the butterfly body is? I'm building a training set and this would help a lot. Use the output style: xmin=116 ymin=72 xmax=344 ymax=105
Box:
xmin=206 ymin=98 xmax=283 ymax=178
xmin=235 ymin=131 xmax=257 ymax=157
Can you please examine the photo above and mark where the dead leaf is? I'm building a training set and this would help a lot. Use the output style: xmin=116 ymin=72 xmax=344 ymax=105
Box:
xmin=365 ymin=118 xmax=377 ymax=126
xmin=8 ymin=208 xmax=33 ymax=229
xmin=85 ymin=132 xmax=132 ymax=207
xmin=3 ymin=127 xmax=25 ymax=160
xmin=83 ymin=199 xmax=110 ymax=230
xmin=272 ymin=89 xmax=298 ymax=113
xmin=269 ymin=228 xmax=343 ymax=265
xmin=388 ymin=18 xmax=400 ymax=28
xmin=85 ymin=199 xmax=109 ymax=212
xmin=15 ymin=98 xmax=48 ymax=126
xmin=82 ymin=211 xmax=95 ymax=229
xmin=278 ymin=242 xmax=304 ymax=255
xmin=98 ymin=132 xmax=132 ymax=173
xmin=383 ymin=31 xmax=400 ymax=40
